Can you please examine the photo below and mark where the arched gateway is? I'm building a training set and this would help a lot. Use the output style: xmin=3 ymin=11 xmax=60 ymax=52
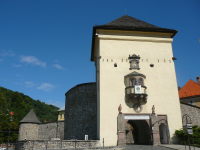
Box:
xmin=117 ymin=113 xmax=170 ymax=146
xmin=126 ymin=120 xmax=151 ymax=145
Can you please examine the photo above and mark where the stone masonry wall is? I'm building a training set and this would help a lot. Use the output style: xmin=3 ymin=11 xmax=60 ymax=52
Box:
xmin=15 ymin=140 xmax=101 ymax=150
xmin=38 ymin=121 xmax=64 ymax=140
xmin=64 ymin=82 xmax=97 ymax=140
xmin=18 ymin=123 xmax=39 ymax=141
xmin=180 ymin=103 xmax=200 ymax=126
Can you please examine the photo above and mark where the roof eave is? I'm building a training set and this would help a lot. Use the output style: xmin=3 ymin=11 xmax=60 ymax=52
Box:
xmin=94 ymin=26 xmax=178 ymax=36
xmin=180 ymin=95 xmax=200 ymax=100
xmin=20 ymin=122 xmax=40 ymax=124
xmin=90 ymin=26 xmax=178 ymax=61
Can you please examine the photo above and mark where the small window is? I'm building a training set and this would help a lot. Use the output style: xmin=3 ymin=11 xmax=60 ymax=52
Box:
xmin=130 ymin=78 xmax=136 ymax=86
xmin=114 ymin=63 xmax=117 ymax=67
xmin=60 ymin=114 xmax=62 ymax=119
xmin=139 ymin=78 xmax=143 ymax=86
xmin=188 ymin=100 xmax=194 ymax=105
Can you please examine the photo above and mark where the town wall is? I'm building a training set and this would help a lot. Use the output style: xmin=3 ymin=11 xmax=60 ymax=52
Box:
xmin=64 ymin=82 xmax=97 ymax=140
xmin=180 ymin=103 xmax=200 ymax=126
xmin=18 ymin=121 xmax=64 ymax=141
xmin=38 ymin=121 xmax=64 ymax=140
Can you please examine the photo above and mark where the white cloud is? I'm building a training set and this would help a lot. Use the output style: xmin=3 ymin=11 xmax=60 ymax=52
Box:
xmin=12 ymin=64 xmax=21 ymax=67
xmin=54 ymin=60 xmax=60 ymax=63
xmin=37 ymin=83 xmax=54 ymax=91
xmin=0 ymin=59 xmax=3 ymax=61
xmin=53 ymin=64 xmax=64 ymax=70
xmin=0 ymin=50 xmax=15 ymax=57
xmin=25 ymin=81 xmax=37 ymax=88
xmin=20 ymin=56 xmax=46 ymax=68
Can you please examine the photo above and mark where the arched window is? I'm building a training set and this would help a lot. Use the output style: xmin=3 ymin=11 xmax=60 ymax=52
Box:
xmin=130 ymin=78 xmax=136 ymax=86
xmin=138 ymin=78 xmax=143 ymax=86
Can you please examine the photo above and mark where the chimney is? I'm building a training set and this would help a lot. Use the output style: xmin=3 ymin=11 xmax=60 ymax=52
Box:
xmin=196 ymin=76 xmax=200 ymax=85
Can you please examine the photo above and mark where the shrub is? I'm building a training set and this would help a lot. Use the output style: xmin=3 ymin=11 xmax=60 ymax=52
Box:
xmin=175 ymin=125 xmax=200 ymax=145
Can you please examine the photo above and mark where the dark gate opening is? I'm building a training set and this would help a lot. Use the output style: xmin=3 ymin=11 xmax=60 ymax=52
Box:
xmin=126 ymin=120 xmax=151 ymax=145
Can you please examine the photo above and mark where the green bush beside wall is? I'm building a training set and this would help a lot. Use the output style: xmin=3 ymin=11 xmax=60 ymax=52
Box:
xmin=175 ymin=125 xmax=200 ymax=145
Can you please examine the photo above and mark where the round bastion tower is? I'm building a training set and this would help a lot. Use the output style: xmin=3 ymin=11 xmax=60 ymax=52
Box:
xmin=18 ymin=109 xmax=41 ymax=141
xmin=64 ymin=82 xmax=97 ymax=140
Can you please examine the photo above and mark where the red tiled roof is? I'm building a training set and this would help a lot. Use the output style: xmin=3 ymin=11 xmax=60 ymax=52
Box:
xmin=179 ymin=79 xmax=200 ymax=98
xmin=10 ymin=112 xmax=14 ymax=116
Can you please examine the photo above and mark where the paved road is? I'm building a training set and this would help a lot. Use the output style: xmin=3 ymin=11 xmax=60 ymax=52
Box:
xmin=121 ymin=145 xmax=173 ymax=150
xmin=161 ymin=144 xmax=200 ymax=150
xmin=85 ymin=144 xmax=200 ymax=150
xmin=85 ymin=145 xmax=174 ymax=150
xmin=21 ymin=144 xmax=200 ymax=150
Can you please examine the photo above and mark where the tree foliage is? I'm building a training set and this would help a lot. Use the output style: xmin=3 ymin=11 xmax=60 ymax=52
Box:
xmin=0 ymin=86 xmax=59 ymax=143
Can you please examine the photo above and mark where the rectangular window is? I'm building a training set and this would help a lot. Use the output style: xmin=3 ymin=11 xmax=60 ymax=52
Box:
xmin=60 ymin=114 xmax=62 ymax=119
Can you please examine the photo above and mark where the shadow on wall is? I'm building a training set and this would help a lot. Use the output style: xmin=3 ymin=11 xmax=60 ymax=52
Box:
xmin=171 ymin=134 xmax=181 ymax=144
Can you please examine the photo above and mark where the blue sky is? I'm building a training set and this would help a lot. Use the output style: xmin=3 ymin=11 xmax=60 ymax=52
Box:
xmin=0 ymin=0 xmax=199 ymax=108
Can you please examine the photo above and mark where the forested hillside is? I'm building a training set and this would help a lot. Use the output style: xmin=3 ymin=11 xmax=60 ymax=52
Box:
xmin=0 ymin=86 xmax=59 ymax=143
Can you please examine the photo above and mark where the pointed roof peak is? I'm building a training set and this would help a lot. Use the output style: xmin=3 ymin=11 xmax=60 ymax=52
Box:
xmin=20 ymin=109 xmax=41 ymax=124
xmin=97 ymin=15 xmax=175 ymax=32
xmin=91 ymin=15 xmax=178 ymax=61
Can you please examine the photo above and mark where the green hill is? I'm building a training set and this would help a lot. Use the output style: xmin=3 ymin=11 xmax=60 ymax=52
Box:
xmin=0 ymin=86 xmax=59 ymax=143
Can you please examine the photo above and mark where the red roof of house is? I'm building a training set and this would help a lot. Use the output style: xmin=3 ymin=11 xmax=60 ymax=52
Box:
xmin=179 ymin=79 xmax=200 ymax=98
xmin=10 ymin=112 xmax=14 ymax=116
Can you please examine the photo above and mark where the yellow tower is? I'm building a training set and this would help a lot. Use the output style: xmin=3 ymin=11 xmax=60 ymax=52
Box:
xmin=91 ymin=15 xmax=182 ymax=146
xmin=58 ymin=106 xmax=65 ymax=121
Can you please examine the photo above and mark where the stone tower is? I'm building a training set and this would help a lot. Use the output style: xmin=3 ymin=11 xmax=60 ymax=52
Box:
xmin=18 ymin=109 xmax=41 ymax=141
xmin=91 ymin=15 xmax=182 ymax=146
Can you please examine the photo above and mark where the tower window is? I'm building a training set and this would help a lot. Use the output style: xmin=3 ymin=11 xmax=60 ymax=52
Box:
xmin=114 ymin=63 xmax=117 ymax=67
xmin=139 ymin=78 xmax=144 ymax=86
xmin=130 ymin=78 xmax=136 ymax=86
